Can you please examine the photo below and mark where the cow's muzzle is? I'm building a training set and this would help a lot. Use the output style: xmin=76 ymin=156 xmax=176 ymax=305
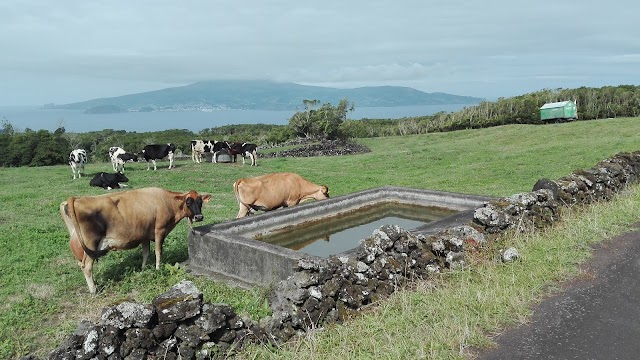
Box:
xmin=192 ymin=214 xmax=204 ymax=222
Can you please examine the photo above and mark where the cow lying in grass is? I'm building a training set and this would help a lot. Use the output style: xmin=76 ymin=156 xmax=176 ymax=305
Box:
xmin=60 ymin=187 xmax=211 ymax=294
xmin=89 ymin=172 xmax=129 ymax=190
xmin=233 ymin=172 xmax=329 ymax=218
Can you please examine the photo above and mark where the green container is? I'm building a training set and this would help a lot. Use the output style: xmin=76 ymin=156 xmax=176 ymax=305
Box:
xmin=540 ymin=101 xmax=577 ymax=121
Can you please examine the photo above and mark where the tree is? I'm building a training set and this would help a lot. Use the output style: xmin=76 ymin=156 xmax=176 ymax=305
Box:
xmin=0 ymin=119 xmax=14 ymax=166
xmin=29 ymin=129 xmax=70 ymax=166
xmin=288 ymin=98 xmax=354 ymax=139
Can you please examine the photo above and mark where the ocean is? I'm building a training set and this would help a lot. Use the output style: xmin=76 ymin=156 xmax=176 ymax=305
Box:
xmin=0 ymin=104 xmax=472 ymax=133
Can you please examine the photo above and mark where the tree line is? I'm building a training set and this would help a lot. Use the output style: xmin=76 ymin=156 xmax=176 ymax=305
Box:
xmin=1 ymin=85 xmax=639 ymax=167
xmin=378 ymin=85 xmax=640 ymax=135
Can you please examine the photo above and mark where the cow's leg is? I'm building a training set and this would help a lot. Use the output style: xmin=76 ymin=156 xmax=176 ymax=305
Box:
xmin=212 ymin=151 xmax=217 ymax=163
xmin=236 ymin=203 xmax=251 ymax=218
xmin=146 ymin=161 xmax=151 ymax=170
xmin=251 ymin=153 xmax=257 ymax=166
xmin=168 ymin=152 xmax=174 ymax=169
xmin=81 ymin=255 xmax=97 ymax=294
xmin=141 ymin=240 xmax=150 ymax=268
xmin=154 ymin=239 xmax=163 ymax=269
xmin=152 ymin=160 xmax=157 ymax=171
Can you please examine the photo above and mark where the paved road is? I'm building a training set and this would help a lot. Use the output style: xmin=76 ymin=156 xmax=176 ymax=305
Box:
xmin=476 ymin=226 xmax=640 ymax=360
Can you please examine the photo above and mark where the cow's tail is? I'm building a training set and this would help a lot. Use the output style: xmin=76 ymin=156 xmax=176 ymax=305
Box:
xmin=233 ymin=179 xmax=241 ymax=199
xmin=65 ymin=196 xmax=109 ymax=260
xmin=233 ymin=179 xmax=247 ymax=204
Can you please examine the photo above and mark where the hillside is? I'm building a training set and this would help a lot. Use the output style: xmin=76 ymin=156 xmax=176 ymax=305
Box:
xmin=54 ymin=80 xmax=484 ymax=112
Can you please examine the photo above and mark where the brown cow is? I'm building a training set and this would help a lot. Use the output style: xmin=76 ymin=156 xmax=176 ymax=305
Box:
xmin=233 ymin=172 xmax=329 ymax=218
xmin=60 ymin=187 xmax=211 ymax=294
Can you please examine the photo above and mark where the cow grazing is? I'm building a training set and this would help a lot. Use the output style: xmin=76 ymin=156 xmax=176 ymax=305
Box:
xmin=115 ymin=152 xmax=137 ymax=172
xmin=141 ymin=143 xmax=176 ymax=170
xmin=108 ymin=147 xmax=126 ymax=172
xmin=233 ymin=172 xmax=329 ymax=218
xmin=190 ymin=140 xmax=213 ymax=163
xmin=229 ymin=142 xmax=258 ymax=166
xmin=60 ymin=187 xmax=211 ymax=294
xmin=89 ymin=172 xmax=129 ymax=190
xmin=69 ymin=149 xmax=87 ymax=179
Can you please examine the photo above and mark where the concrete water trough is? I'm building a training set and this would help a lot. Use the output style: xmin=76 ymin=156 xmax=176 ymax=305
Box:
xmin=187 ymin=186 xmax=494 ymax=288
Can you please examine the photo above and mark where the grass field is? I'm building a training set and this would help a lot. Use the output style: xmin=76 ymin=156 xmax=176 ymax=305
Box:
xmin=1 ymin=117 xmax=640 ymax=358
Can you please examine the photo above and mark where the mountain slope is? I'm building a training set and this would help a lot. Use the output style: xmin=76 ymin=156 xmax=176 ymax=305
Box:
xmin=56 ymin=80 xmax=484 ymax=111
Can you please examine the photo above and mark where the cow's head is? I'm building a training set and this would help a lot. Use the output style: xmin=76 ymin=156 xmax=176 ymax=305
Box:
xmin=177 ymin=191 xmax=211 ymax=222
xmin=317 ymin=185 xmax=330 ymax=200
xmin=115 ymin=172 xmax=129 ymax=183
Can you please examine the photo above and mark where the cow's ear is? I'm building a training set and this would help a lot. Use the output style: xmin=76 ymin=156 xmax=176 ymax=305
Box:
xmin=201 ymin=194 xmax=211 ymax=202
xmin=174 ymin=194 xmax=186 ymax=202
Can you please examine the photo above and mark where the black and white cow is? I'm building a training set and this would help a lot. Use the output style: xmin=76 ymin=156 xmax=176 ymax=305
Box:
xmin=228 ymin=142 xmax=258 ymax=166
xmin=210 ymin=141 xmax=230 ymax=163
xmin=190 ymin=140 xmax=214 ymax=164
xmin=115 ymin=152 xmax=138 ymax=172
xmin=69 ymin=149 xmax=88 ymax=179
xmin=140 ymin=143 xmax=176 ymax=170
xmin=108 ymin=147 xmax=126 ymax=172
xmin=89 ymin=172 xmax=129 ymax=190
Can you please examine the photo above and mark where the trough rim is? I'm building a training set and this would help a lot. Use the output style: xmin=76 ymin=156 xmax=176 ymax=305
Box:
xmin=188 ymin=185 xmax=496 ymax=287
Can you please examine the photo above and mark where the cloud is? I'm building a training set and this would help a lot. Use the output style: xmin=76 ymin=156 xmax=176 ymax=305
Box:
xmin=1 ymin=0 xmax=639 ymax=105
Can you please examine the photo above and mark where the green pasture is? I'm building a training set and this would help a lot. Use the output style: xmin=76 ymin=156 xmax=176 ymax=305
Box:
xmin=1 ymin=117 xmax=639 ymax=358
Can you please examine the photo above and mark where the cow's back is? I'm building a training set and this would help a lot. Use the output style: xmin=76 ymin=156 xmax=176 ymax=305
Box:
xmin=235 ymin=172 xmax=303 ymax=208
xmin=76 ymin=187 xmax=172 ymax=219
xmin=108 ymin=187 xmax=173 ymax=213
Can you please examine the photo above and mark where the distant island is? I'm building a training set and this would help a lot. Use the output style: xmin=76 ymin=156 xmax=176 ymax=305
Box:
xmin=52 ymin=80 xmax=484 ymax=113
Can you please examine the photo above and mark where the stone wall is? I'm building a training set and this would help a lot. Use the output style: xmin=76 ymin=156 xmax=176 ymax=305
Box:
xmin=473 ymin=151 xmax=640 ymax=233
xmin=32 ymin=151 xmax=640 ymax=359
xmin=262 ymin=139 xmax=371 ymax=158
xmin=39 ymin=281 xmax=267 ymax=360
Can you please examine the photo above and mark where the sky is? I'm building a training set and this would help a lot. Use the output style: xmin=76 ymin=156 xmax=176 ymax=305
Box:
xmin=1 ymin=1 xmax=639 ymax=107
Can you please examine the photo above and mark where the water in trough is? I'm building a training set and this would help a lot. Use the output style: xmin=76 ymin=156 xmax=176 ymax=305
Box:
xmin=255 ymin=202 xmax=456 ymax=258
